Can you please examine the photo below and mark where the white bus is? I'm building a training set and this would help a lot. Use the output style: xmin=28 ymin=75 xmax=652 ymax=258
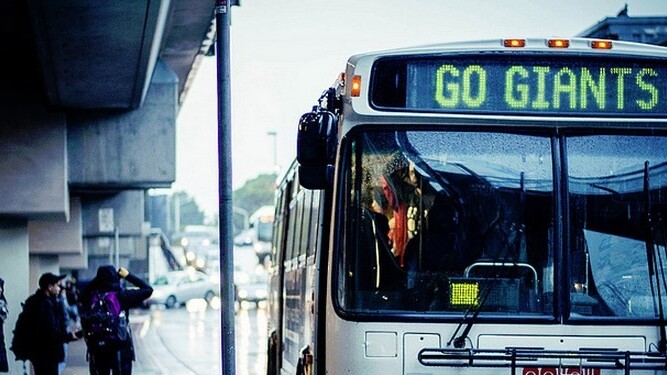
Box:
xmin=267 ymin=38 xmax=667 ymax=375
xmin=249 ymin=205 xmax=275 ymax=265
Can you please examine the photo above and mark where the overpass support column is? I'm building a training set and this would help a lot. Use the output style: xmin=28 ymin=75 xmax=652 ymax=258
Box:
xmin=0 ymin=220 xmax=30 ymax=375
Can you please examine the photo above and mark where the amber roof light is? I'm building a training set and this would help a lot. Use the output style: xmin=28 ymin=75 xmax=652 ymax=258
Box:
xmin=503 ymin=39 xmax=526 ymax=48
xmin=591 ymin=40 xmax=613 ymax=49
xmin=548 ymin=39 xmax=570 ymax=48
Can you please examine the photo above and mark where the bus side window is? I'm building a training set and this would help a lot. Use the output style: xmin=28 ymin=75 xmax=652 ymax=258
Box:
xmin=307 ymin=191 xmax=320 ymax=258
xmin=300 ymin=190 xmax=312 ymax=258
xmin=286 ymin=197 xmax=298 ymax=262
xmin=294 ymin=191 xmax=305 ymax=259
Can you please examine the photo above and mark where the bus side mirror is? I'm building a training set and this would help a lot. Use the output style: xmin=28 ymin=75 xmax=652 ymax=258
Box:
xmin=296 ymin=109 xmax=337 ymax=189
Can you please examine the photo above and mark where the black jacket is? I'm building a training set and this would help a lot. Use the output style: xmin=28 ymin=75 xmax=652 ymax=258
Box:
xmin=80 ymin=266 xmax=153 ymax=358
xmin=22 ymin=291 xmax=72 ymax=364
xmin=80 ymin=266 xmax=153 ymax=311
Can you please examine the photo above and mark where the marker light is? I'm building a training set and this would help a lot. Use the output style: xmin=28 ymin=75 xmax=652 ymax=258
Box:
xmin=503 ymin=39 xmax=526 ymax=48
xmin=548 ymin=39 xmax=570 ymax=48
xmin=351 ymin=75 xmax=362 ymax=97
xmin=591 ymin=40 xmax=613 ymax=49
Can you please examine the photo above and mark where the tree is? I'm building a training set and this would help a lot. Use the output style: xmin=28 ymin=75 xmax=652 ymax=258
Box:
xmin=232 ymin=173 xmax=277 ymax=233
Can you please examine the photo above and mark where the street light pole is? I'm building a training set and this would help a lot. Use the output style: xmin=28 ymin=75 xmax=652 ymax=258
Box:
xmin=267 ymin=130 xmax=278 ymax=173
xmin=215 ymin=1 xmax=235 ymax=374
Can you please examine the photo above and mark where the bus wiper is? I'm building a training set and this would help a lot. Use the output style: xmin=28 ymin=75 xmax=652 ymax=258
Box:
xmin=447 ymin=173 xmax=527 ymax=349
xmin=446 ymin=280 xmax=495 ymax=348
xmin=589 ymin=183 xmax=620 ymax=196
xmin=643 ymin=160 xmax=667 ymax=353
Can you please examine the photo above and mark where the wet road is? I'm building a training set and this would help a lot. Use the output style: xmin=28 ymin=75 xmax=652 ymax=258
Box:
xmin=65 ymin=301 xmax=268 ymax=375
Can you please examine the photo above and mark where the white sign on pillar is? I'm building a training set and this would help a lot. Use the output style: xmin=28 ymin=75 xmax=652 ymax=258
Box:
xmin=98 ymin=208 xmax=115 ymax=233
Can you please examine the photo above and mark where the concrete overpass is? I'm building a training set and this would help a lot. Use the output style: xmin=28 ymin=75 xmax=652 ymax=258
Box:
xmin=0 ymin=2 xmax=215 ymax=371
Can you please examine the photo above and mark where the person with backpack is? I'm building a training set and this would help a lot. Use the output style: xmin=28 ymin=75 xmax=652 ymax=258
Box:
xmin=12 ymin=273 xmax=80 ymax=375
xmin=80 ymin=266 xmax=152 ymax=375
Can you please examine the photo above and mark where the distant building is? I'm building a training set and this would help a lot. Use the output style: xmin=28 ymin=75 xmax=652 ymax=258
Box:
xmin=149 ymin=194 xmax=173 ymax=238
xmin=578 ymin=6 xmax=667 ymax=46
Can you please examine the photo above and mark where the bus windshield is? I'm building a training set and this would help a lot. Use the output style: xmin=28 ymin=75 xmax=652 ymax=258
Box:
xmin=338 ymin=129 xmax=667 ymax=320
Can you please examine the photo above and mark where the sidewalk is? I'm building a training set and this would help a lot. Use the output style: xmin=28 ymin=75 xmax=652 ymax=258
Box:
xmin=62 ymin=339 xmax=90 ymax=375
xmin=63 ymin=319 xmax=159 ymax=375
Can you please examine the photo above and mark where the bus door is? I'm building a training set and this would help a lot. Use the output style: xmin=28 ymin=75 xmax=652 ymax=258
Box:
xmin=268 ymin=176 xmax=292 ymax=375
xmin=281 ymin=185 xmax=311 ymax=373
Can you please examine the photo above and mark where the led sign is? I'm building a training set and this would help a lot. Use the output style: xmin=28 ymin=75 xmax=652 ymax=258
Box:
xmin=372 ymin=56 xmax=667 ymax=116
xmin=449 ymin=280 xmax=479 ymax=307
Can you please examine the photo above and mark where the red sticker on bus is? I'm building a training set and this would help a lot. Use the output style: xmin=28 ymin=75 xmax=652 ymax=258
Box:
xmin=522 ymin=368 xmax=601 ymax=375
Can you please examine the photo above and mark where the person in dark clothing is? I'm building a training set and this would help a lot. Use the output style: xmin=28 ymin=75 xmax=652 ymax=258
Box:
xmin=23 ymin=273 xmax=79 ymax=375
xmin=80 ymin=266 xmax=153 ymax=375
xmin=0 ymin=278 xmax=9 ymax=373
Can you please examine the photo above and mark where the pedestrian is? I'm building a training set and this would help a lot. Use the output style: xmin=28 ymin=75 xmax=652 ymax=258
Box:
xmin=20 ymin=273 xmax=80 ymax=375
xmin=0 ymin=278 xmax=9 ymax=373
xmin=80 ymin=266 xmax=152 ymax=375
xmin=57 ymin=286 xmax=72 ymax=375
xmin=64 ymin=279 xmax=81 ymax=331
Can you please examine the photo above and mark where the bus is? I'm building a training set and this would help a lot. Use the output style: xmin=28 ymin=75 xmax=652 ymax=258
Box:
xmin=249 ymin=205 xmax=275 ymax=265
xmin=267 ymin=38 xmax=667 ymax=375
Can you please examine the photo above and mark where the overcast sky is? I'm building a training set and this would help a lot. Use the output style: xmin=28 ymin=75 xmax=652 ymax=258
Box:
xmin=172 ymin=0 xmax=667 ymax=215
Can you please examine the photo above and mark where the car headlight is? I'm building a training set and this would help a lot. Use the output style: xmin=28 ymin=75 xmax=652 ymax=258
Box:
xmin=235 ymin=273 xmax=250 ymax=284
xmin=255 ymin=289 xmax=268 ymax=299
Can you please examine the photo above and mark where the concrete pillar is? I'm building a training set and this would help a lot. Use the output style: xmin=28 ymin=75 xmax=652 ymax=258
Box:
xmin=28 ymin=197 xmax=83 ymax=256
xmin=0 ymin=106 xmax=68 ymax=221
xmin=29 ymin=255 xmax=60 ymax=291
xmin=68 ymin=59 xmax=177 ymax=188
xmin=0 ymin=219 xmax=29 ymax=375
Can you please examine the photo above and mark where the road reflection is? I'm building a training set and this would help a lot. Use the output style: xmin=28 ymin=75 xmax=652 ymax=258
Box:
xmin=237 ymin=305 xmax=268 ymax=375
xmin=136 ymin=301 xmax=267 ymax=375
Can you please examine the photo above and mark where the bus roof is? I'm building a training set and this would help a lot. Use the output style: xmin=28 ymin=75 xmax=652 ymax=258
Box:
xmin=347 ymin=38 xmax=667 ymax=64
xmin=338 ymin=38 xmax=667 ymax=130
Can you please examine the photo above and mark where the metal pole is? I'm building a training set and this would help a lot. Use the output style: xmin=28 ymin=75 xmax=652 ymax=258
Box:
xmin=114 ymin=226 xmax=120 ymax=268
xmin=215 ymin=1 xmax=235 ymax=374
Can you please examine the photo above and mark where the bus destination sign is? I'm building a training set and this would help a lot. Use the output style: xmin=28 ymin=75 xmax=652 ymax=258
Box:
xmin=379 ymin=56 xmax=667 ymax=116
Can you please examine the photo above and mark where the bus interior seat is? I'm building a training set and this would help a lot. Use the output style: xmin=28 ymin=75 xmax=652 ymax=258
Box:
xmin=464 ymin=262 xmax=539 ymax=312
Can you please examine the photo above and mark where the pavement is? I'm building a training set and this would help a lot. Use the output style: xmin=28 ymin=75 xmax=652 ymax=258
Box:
xmin=61 ymin=304 xmax=263 ymax=375
xmin=63 ymin=318 xmax=158 ymax=375
xmin=62 ymin=338 xmax=92 ymax=375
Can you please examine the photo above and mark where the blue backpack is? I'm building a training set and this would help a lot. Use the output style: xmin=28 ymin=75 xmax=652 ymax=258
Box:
xmin=81 ymin=291 xmax=129 ymax=351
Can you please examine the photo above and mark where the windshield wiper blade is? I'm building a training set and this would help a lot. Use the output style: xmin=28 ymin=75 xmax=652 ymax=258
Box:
xmin=589 ymin=183 xmax=620 ymax=196
xmin=446 ymin=280 xmax=496 ymax=348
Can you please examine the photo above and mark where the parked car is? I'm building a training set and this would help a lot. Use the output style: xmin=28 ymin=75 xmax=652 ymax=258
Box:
xmin=146 ymin=269 xmax=219 ymax=308
xmin=233 ymin=229 xmax=255 ymax=246
xmin=235 ymin=268 xmax=268 ymax=306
